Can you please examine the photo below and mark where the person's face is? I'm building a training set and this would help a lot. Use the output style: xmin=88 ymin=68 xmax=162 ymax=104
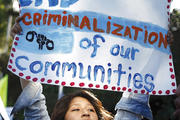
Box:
xmin=65 ymin=97 xmax=98 ymax=120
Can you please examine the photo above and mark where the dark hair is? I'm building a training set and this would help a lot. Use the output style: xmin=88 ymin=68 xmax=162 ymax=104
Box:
xmin=51 ymin=90 xmax=113 ymax=120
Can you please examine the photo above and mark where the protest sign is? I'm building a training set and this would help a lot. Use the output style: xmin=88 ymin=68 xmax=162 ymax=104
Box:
xmin=7 ymin=0 xmax=176 ymax=95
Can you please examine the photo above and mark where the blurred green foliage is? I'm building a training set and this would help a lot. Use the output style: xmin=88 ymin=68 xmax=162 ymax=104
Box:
xmin=170 ymin=9 xmax=180 ymax=32
xmin=0 ymin=0 xmax=179 ymax=119
xmin=0 ymin=1 xmax=8 ymax=48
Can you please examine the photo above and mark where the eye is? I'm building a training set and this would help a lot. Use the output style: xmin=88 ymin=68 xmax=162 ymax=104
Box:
xmin=71 ymin=108 xmax=80 ymax=111
xmin=89 ymin=109 xmax=95 ymax=112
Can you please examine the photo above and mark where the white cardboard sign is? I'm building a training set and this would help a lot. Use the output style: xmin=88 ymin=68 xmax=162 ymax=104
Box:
xmin=8 ymin=0 xmax=176 ymax=95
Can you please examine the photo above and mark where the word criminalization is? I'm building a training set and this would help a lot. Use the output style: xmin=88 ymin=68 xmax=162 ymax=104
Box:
xmin=21 ymin=9 xmax=168 ymax=53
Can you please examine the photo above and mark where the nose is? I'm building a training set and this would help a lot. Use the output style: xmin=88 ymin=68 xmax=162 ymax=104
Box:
xmin=81 ymin=110 xmax=90 ymax=117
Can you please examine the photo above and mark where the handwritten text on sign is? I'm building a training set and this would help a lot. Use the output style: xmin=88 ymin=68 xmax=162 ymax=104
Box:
xmin=8 ymin=0 xmax=176 ymax=95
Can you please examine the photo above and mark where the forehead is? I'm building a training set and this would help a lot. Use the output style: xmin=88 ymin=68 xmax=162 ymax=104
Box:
xmin=69 ymin=96 xmax=93 ymax=106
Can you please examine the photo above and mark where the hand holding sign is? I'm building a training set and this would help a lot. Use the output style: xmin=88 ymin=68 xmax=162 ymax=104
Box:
xmin=10 ymin=16 xmax=23 ymax=39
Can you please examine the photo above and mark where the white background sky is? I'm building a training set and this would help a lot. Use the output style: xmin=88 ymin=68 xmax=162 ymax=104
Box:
xmin=171 ymin=0 xmax=180 ymax=11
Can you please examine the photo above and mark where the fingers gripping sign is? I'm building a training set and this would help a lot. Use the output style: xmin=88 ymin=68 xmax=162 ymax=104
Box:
xmin=10 ymin=16 xmax=23 ymax=39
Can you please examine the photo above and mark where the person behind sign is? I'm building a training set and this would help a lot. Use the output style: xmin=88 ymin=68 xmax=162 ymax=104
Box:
xmin=11 ymin=79 xmax=113 ymax=120
xmin=11 ymin=16 xmax=153 ymax=120
xmin=52 ymin=89 xmax=113 ymax=120
xmin=12 ymin=78 xmax=152 ymax=120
